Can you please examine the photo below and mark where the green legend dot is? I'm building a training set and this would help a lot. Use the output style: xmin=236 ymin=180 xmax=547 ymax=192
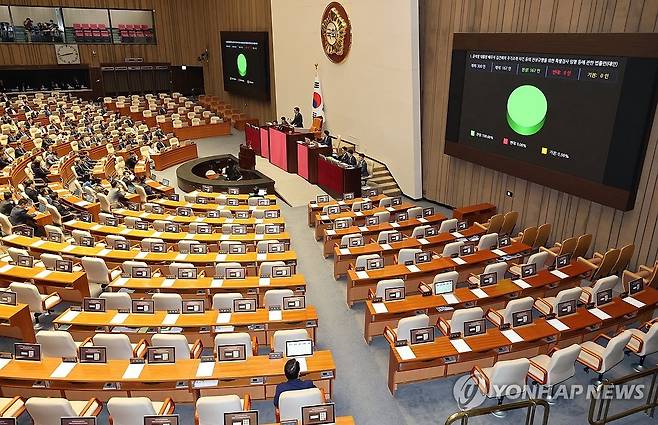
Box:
xmin=506 ymin=85 xmax=547 ymax=136
xmin=237 ymin=54 xmax=247 ymax=77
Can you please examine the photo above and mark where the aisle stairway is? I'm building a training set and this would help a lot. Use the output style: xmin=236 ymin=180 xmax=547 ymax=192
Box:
xmin=368 ymin=163 xmax=401 ymax=197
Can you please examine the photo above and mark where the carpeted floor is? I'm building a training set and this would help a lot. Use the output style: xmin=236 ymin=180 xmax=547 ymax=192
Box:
xmin=4 ymin=131 xmax=656 ymax=425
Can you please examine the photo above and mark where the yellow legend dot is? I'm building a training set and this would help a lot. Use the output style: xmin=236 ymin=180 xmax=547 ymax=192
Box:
xmin=541 ymin=147 xmax=548 ymax=155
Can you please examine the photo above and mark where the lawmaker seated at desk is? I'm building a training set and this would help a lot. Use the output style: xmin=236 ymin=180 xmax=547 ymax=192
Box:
xmin=274 ymin=358 xmax=318 ymax=408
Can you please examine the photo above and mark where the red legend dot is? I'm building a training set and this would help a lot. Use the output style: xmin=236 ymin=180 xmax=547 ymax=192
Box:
xmin=503 ymin=138 xmax=509 ymax=145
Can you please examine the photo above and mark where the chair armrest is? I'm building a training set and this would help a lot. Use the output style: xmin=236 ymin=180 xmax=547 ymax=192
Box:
xmin=80 ymin=397 xmax=103 ymax=417
xmin=158 ymin=397 xmax=175 ymax=415
xmin=528 ymin=359 xmax=548 ymax=385
xmin=534 ymin=298 xmax=553 ymax=314
xmin=383 ymin=326 xmax=397 ymax=345
xmin=622 ymin=270 xmax=643 ymax=287
xmin=578 ymin=346 xmax=603 ymax=371
xmin=42 ymin=292 xmax=62 ymax=310
xmin=393 ymin=255 xmax=398 ymax=264
xmin=198 ymin=270 xmax=205 ymax=277
xmin=81 ymin=336 xmax=94 ymax=346
xmin=275 ymin=408 xmax=281 ymax=423
xmin=242 ymin=394 xmax=251 ymax=411
xmin=320 ymin=387 xmax=328 ymax=402
xmin=639 ymin=265 xmax=654 ymax=273
xmin=471 ymin=365 xmax=490 ymax=394
xmin=474 ymin=222 xmax=487 ymax=230
xmin=627 ymin=333 xmax=644 ymax=354
xmin=577 ymin=257 xmax=598 ymax=269
xmin=133 ymin=338 xmax=149 ymax=357
xmin=251 ymin=335 xmax=258 ymax=356
xmin=0 ymin=396 xmax=24 ymax=418
xmin=486 ymin=308 xmax=504 ymax=326
xmin=438 ymin=317 xmax=451 ymax=335
xmin=190 ymin=339 xmax=203 ymax=359
xmin=595 ymin=333 xmax=612 ymax=344
xmin=367 ymin=288 xmax=376 ymax=300
xmin=539 ymin=246 xmax=558 ymax=257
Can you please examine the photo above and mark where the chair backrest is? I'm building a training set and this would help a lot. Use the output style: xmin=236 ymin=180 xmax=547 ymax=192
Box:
xmin=378 ymin=197 xmax=393 ymax=208
xmin=36 ymin=330 xmax=78 ymax=358
xmin=279 ymin=388 xmax=324 ymax=422
xmin=396 ymin=314 xmax=429 ymax=341
xmin=256 ymin=240 xmax=279 ymax=253
xmin=527 ymin=251 xmax=550 ymax=270
xmin=590 ymin=275 xmax=619 ymax=300
xmin=0 ymin=213 xmax=12 ymax=235
xmin=153 ymin=293 xmax=183 ymax=311
xmin=40 ymin=253 xmax=63 ymax=270
xmin=151 ymin=333 xmax=190 ymax=359
xmin=519 ymin=226 xmax=538 ymax=246
xmin=214 ymin=332 xmax=253 ymax=358
xmin=196 ymin=395 xmax=243 ymax=425
xmin=259 ymin=261 xmax=287 ymax=278
xmin=488 ymin=358 xmax=531 ymax=397
xmin=610 ymin=244 xmax=634 ymax=275
xmin=100 ymin=292 xmax=132 ymax=310
xmin=179 ymin=239 xmax=200 ymax=252
xmin=477 ymin=233 xmax=499 ymax=251
xmin=485 ymin=214 xmax=504 ymax=234
xmin=26 ymin=398 xmax=77 ymax=425
xmin=557 ymin=237 xmax=578 ymax=256
xmin=500 ymin=211 xmax=519 ymax=235
xmin=215 ymin=262 xmax=242 ymax=278
xmin=411 ymin=225 xmax=430 ymax=239
xmin=432 ymin=271 xmax=459 ymax=295
xmin=377 ymin=230 xmax=398 ymax=244
xmin=121 ymin=261 xmax=149 ymax=276
xmin=141 ymin=238 xmax=164 ymax=251
xmin=9 ymin=282 xmax=44 ymax=313
xmin=106 ymin=235 xmax=128 ymax=249
xmin=407 ymin=207 xmax=423 ymax=219
xmin=482 ymin=262 xmax=508 ymax=282
xmin=500 ymin=297 xmax=534 ymax=324
xmin=355 ymin=254 xmax=381 ymax=270
xmin=591 ymin=249 xmax=621 ymax=281
xmin=573 ymin=234 xmax=593 ymax=259
xmin=168 ymin=262 xmax=195 ymax=277
xmin=72 ymin=229 xmax=93 ymax=246
xmin=450 ymin=307 xmax=484 ymax=335
xmin=8 ymin=247 xmax=28 ymax=263
xmin=601 ymin=331 xmax=633 ymax=372
xmin=81 ymin=257 xmax=111 ymax=285
xmin=374 ymin=211 xmax=390 ymax=223
xmin=637 ymin=323 xmax=658 ymax=356
xmin=212 ymin=293 xmax=242 ymax=311
xmin=272 ymin=329 xmax=310 ymax=353
xmin=93 ymin=333 xmax=133 ymax=359
xmin=554 ymin=287 xmax=583 ymax=307
xmin=264 ymin=289 xmax=294 ymax=309
xmin=533 ymin=223 xmax=552 ymax=250
xmin=375 ymin=279 xmax=405 ymax=298
xmin=439 ymin=218 xmax=458 ymax=233
xmin=107 ymin=397 xmax=157 ymax=425
xmin=546 ymin=344 xmax=582 ymax=386
xmin=441 ymin=241 xmax=464 ymax=257
xmin=397 ymin=248 xmax=422 ymax=265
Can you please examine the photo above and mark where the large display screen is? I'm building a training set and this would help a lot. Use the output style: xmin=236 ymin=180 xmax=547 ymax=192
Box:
xmin=445 ymin=35 xmax=658 ymax=210
xmin=220 ymin=31 xmax=270 ymax=99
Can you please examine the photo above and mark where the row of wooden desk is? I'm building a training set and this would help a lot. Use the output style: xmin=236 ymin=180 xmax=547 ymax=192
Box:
xmin=307 ymin=194 xmax=388 ymax=226
xmin=152 ymin=143 xmax=199 ymax=171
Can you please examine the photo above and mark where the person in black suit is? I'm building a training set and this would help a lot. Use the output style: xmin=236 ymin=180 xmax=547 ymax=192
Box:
xmin=23 ymin=180 xmax=40 ymax=203
xmin=344 ymin=149 xmax=357 ymax=167
xmin=290 ymin=107 xmax=303 ymax=128
xmin=320 ymin=130 xmax=332 ymax=149
xmin=9 ymin=198 xmax=43 ymax=236
xmin=357 ymin=153 xmax=369 ymax=178
xmin=337 ymin=147 xmax=349 ymax=163
xmin=31 ymin=159 xmax=49 ymax=182
xmin=0 ymin=192 xmax=15 ymax=216
xmin=126 ymin=152 xmax=138 ymax=171
xmin=154 ymin=137 xmax=166 ymax=152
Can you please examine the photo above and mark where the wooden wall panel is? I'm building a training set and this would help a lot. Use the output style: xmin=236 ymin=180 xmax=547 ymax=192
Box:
xmin=420 ymin=0 xmax=658 ymax=269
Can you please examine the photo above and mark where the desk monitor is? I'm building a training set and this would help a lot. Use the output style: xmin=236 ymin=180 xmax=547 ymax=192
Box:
xmin=498 ymin=235 xmax=511 ymax=248
xmin=479 ymin=272 xmax=497 ymax=287
xmin=0 ymin=419 xmax=15 ymax=425
xmin=384 ymin=287 xmax=405 ymax=301
xmin=272 ymin=265 xmax=292 ymax=278
xmin=389 ymin=232 xmax=403 ymax=243
xmin=162 ymin=179 xmax=170 ymax=186
xmin=164 ymin=223 xmax=179 ymax=233
xmin=228 ymin=188 xmax=240 ymax=195
xmin=201 ymin=185 xmax=213 ymax=193
xmin=267 ymin=243 xmax=285 ymax=253
xmin=227 ymin=199 xmax=239 ymax=207
xmin=457 ymin=220 xmax=468 ymax=231
xmin=233 ymin=298 xmax=257 ymax=312
xmin=151 ymin=242 xmax=166 ymax=253
xmin=79 ymin=346 xmax=107 ymax=364
xmin=415 ymin=251 xmax=431 ymax=264
xmin=197 ymin=224 xmax=213 ymax=235
xmin=80 ymin=236 xmax=95 ymax=247
xmin=14 ymin=343 xmax=40 ymax=361
xmin=424 ymin=227 xmax=438 ymax=237
xmin=177 ymin=268 xmax=197 ymax=279
xmin=16 ymin=254 xmax=33 ymax=268
xmin=521 ymin=263 xmax=537 ymax=278
xmin=557 ymin=300 xmax=577 ymax=317
xmin=224 ymin=411 xmax=258 ymax=425
xmin=177 ymin=207 xmax=192 ymax=217
xmin=283 ymin=296 xmax=305 ymax=310
xmin=459 ymin=244 xmax=474 ymax=256
xmin=348 ymin=237 xmax=363 ymax=248
xmin=226 ymin=267 xmax=246 ymax=279
xmin=596 ymin=289 xmax=613 ymax=306
xmin=47 ymin=231 xmax=62 ymax=243
xmin=365 ymin=188 xmax=379 ymax=197
xmin=410 ymin=327 xmax=435 ymax=344
xmin=326 ymin=206 xmax=340 ymax=215
xmin=286 ymin=339 xmax=313 ymax=358
xmin=434 ymin=280 xmax=454 ymax=296
xmin=343 ymin=192 xmax=354 ymax=200
xmin=115 ymin=240 xmax=130 ymax=251
xmin=135 ymin=221 xmax=149 ymax=231
xmin=556 ymin=253 xmax=571 ymax=269
xmin=83 ymin=298 xmax=106 ymax=312
xmin=629 ymin=278 xmax=644 ymax=296
xmin=257 ymin=199 xmax=270 ymax=206
xmin=396 ymin=212 xmax=408 ymax=222
xmin=169 ymin=194 xmax=180 ymax=201
xmin=218 ymin=344 xmax=247 ymax=362
xmin=153 ymin=205 xmax=165 ymax=214
xmin=182 ymin=299 xmax=205 ymax=314
xmin=463 ymin=318 xmax=486 ymax=337
xmin=144 ymin=415 xmax=179 ymax=425
xmin=265 ymin=210 xmax=280 ymax=218
xmin=191 ymin=244 xmax=208 ymax=254
xmin=366 ymin=216 xmax=379 ymax=226
xmin=196 ymin=196 xmax=208 ymax=205
xmin=61 ymin=417 xmax=96 ymax=425
xmin=361 ymin=202 xmax=373 ymax=211
xmin=316 ymin=195 xmax=330 ymax=203
xmin=423 ymin=207 xmax=435 ymax=217
xmin=265 ymin=224 xmax=280 ymax=234
xmin=512 ymin=310 xmax=533 ymax=327
xmin=132 ymin=299 xmax=155 ymax=314
xmin=228 ymin=244 xmax=246 ymax=254
xmin=132 ymin=267 xmax=151 ymax=278
xmin=80 ymin=213 xmax=92 ymax=223
xmin=56 ymin=259 xmax=73 ymax=273
xmin=127 ymin=203 xmax=140 ymax=212
xmin=366 ymin=257 xmax=384 ymax=271
xmin=232 ymin=225 xmax=247 ymax=235
xmin=0 ymin=291 xmax=17 ymax=306
xmin=207 ymin=210 xmax=220 ymax=218
xmin=235 ymin=211 xmax=249 ymax=219
xmin=147 ymin=347 xmax=175 ymax=364
xmin=106 ymin=217 xmax=118 ymax=227
xmin=391 ymin=196 xmax=402 ymax=206
xmin=302 ymin=404 xmax=335 ymax=425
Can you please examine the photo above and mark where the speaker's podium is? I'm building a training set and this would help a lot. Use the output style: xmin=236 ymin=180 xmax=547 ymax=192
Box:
xmin=268 ymin=126 xmax=314 ymax=173
xmin=318 ymin=155 xmax=361 ymax=198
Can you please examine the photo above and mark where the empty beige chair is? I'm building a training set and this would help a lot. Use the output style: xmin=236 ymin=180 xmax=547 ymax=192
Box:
xmin=431 ymin=271 xmax=459 ymax=295
xmin=210 ymin=116 xmax=221 ymax=124
xmin=107 ymin=397 xmax=175 ymax=425
xmin=9 ymin=282 xmax=61 ymax=323
xmin=153 ymin=293 xmax=183 ymax=311
xmin=264 ymin=289 xmax=294 ymax=309
xmin=6 ymin=247 xmax=29 ymax=263
xmin=477 ymin=233 xmax=499 ymax=250
xmin=168 ymin=262 xmax=196 ymax=278
xmin=534 ymin=287 xmax=582 ymax=316
xmin=385 ymin=314 xmax=430 ymax=343
xmin=140 ymin=238 xmax=165 ymax=251
xmin=406 ymin=207 xmax=422 ymax=219
xmin=441 ymin=241 xmax=464 ymax=257
xmin=257 ymin=239 xmax=280 ymax=253
xmin=72 ymin=229 xmax=93 ymax=246
xmin=215 ymin=262 xmax=242 ymax=278
xmin=0 ymin=396 xmax=25 ymax=419
xmin=260 ymin=261 xmax=287 ymax=278
xmin=271 ymin=329 xmax=311 ymax=353
xmin=626 ymin=321 xmax=658 ymax=371
xmin=577 ymin=330 xmax=633 ymax=384
xmin=533 ymin=223 xmax=552 ymax=250
xmin=339 ymin=233 xmax=363 ymax=248
xmin=97 ymin=193 xmax=112 ymax=213
xmin=373 ymin=211 xmax=390 ymax=223
xmin=468 ymin=262 xmax=508 ymax=286
xmin=152 ymin=220 xmax=172 ymax=232
xmin=470 ymin=358 xmax=530 ymax=417
xmin=373 ymin=279 xmax=405 ymax=299
xmin=572 ymin=234 xmax=593 ymax=259
xmin=438 ymin=218 xmax=458 ymax=233
xmin=121 ymin=260 xmax=152 ymax=277
xmin=221 ymin=224 xmax=240 ymax=235
xmin=351 ymin=201 xmax=369 ymax=212
xmin=92 ymin=334 xmax=147 ymax=360
xmin=486 ymin=297 xmax=534 ymax=327
xmin=151 ymin=333 xmax=202 ymax=359
xmin=500 ymin=211 xmax=519 ymax=236
xmin=509 ymin=251 xmax=550 ymax=276
xmin=212 ymin=293 xmax=243 ymax=311
xmin=195 ymin=395 xmax=251 ymax=425
xmin=609 ymin=243 xmax=634 ymax=276
xmin=0 ymin=213 xmax=12 ymax=235
xmin=36 ymin=330 xmax=81 ymax=358
xmin=215 ymin=332 xmax=255 ymax=358
xmin=81 ymin=257 xmax=121 ymax=290
xmin=100 ymin=292 xmax=132 ymax=311
xmin=106 ymin=235 xmax=129 ymax=249
xmin=397 ymin=248 xmax=422 ymax=265
xmin=39 ymin=253 xmax=70 ymax=271
xmin=377 ymin=230 xmax=400 ymax=244
xmin=378 ymin=197 xmax=393 ymax=208
xmin=543 ymin=237 xmax=577 ymax=258
xmin=189 ymin=222 xmax=212 ymax=234
xmin=580 ymin=275 xmax=618 ymax=304
xmin=354 ymin=254 xmax=381 ymax=270
xmin=477 ymin=213 xmax=504 ymax=234
xmin=278 ymin=388 xmax=325 ymax=423
xmin=45 ymin=204 xmax=63 ymax=226
xmin=527 ymin=344 xmax=582 ymax=404
xmin=438 ymin=307 xmax=483 ymax=336
xmin=26 ymin=397 xmax=102 ymax=425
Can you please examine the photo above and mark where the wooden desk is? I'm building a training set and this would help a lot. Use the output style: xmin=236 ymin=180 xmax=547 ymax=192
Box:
xmin=0 ymin=303 xmax=35 ymax=343
xmin=297 ymin=142 xmax=332 ymax=184
xmin=152 ymin=143 xmax=199 ymax=171
xmin=178 ymin=191 xmax=278 ymax=204
xmin=453 ymin=203 xmax=497 ymax=226
xmin=385 ymin=288 xmax=658 ymax=395
xmin=345 ymin=243 xmax=532 ymax=306
xmin=317 ymin=156 xmax=361 ymax=199
xmin=307 ymin=195 xmax=387 ymax=227
xmin=146 ymin=180 xmax=175 ymax=196
xmin=0 ymin=260 xmax=89 ymax=302
xmin=363 ymin=261 xmax=594 ymax=342
xmin=265 ymin=418 xmax=354 ymax=425
xmin=49 ymin=183 xmax=101 ymax=221
xmin=113 ymin=208 xmax=286 ymax=229
xmin=314 ymin=203 xmax=419 ymax=239
xmin=173 ymin=121 xmax=232 ymax=140
xmin=0 ymin=351 xmax=336 ymax=402
xmin=153 ymin=199 xmax=280 ymax=214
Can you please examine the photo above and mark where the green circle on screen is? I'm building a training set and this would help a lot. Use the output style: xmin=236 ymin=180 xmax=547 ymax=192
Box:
xmin=506 ymin=85 xmax=547 ymax=136
xmin=237 ymin=54 xmax=247 ymax=77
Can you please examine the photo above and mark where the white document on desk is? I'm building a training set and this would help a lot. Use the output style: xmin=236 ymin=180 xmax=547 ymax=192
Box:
xmin=297 ymin=357 xmax=308 ymax=373
xmin=161 ymin=279 xmax=175 ymax=288
xmin=59 ymin=310 xmax=81 ymax=322
xmin=34 ymin=270 xmax=53 ymax=279
xmin=442 ymin=293 xmax=459 ymax=305
xmin=326 ymin=229 xmax=336 ymax=236
xmin=589 ymin=308 xmax=612 ymax=320
xmin=390 ymin=222 xmax=400 ymax=228
xmin=135 ymin=251 xmax=148 ymax=259
xmin=163 ymin=313 xmax=179 ymax=325
xmin=358 ymin=226 xmax=369 ymax=232
xmin=622 ymin=297 xmax=646 ymax=308
xmin=62 ymin=245 xmax=76 ymax=252
xmin=257 ymin=253 xmax=267 ymax=261
xmin=196 ymin=362 xmax=215 ymax=377
xmin=122 ymin=363 xmax=145 ymax=379
xmin=547 ymin=319 xmax=569 ymax=331
xmin=450 ymin=339 xmax=472 ymax=353
xmin=451 ymin=232 xmax=464 ymax=238
xmin=372 ymin=303 xmax=388 ymax=314
xmin=338 ymin=248 xmax=350 ymax=255
xmin=268 ymin=310 xmax=282 ymax=321
xmin=354 ymin=211 xmax=364 ymax=217
xmin=110 ymin=313 xmax=129 ymax=325
xmin=470 ymin=288 xmax=488 ymax=299
xmin=418 ymin=218 xmax=428 ymax=223
xmin=98 ymin=249 xmax=112 ymax=256
xmin=50 ymin=362 xmax=76 ymax=378
xmin=452 ymin=258 xmax=467 ymax=266
xmin=502 ymin=329 xmax=524 ymax=343
xmin=175 ymin=253 xmax=187 ymax=261
xmin=406 ymin=265 xmax=421 ymax=273
xmin=418 ymin=238 xmax=429 ymax=245
xmin=355 ymin=271 xmax=369 ymax=280
xmin=0 ymin=264 xmax=14 ymax=273
xmin=255 ymin=234 xmax=264 ymax=240
xmin=0 ymin=358 xmax=10 ymax=370
xmin=215 ymin=254 xmax=227 ymax=262
xmin=320 ymin=215 xmax=330 ymax=221
xmin=114 ymin=278 xmax=128 ymax=287
xmin=513 ymin=279 xmax=532 ymax=289
xmin=550 ymin=270 xmax=570 ymax=279
xmin=492 ymin=249 xmax=507 ymax=256
xmin=380 ymin=244 xmax=392 ymax=251
xmin=31 ymin=239 xmax=46 ymax=248
xmin=259 ymin=278 xmax=271 ymax=287
xmin=395 ymin=345 xmax=416 ymax=361
xmin=216 ymin=313 xmax=232 ymax=324
xmin=211 ymin=279 xmax=223 ymax=288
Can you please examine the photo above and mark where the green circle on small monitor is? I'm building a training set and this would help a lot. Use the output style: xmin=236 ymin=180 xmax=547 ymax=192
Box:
xmin=506 ymin=85 xmax=547 ymax=136
xmin=237 ymin=54 xmax=248 ymax=77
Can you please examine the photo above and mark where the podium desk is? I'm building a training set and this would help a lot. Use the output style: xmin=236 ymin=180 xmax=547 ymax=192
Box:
xmin=317 ymin=156 xmax=361 ymax=199
xmin=260 ymin=125 xmax=271 ymax=159
xmin=297 ymin=142 xmax=332 ymax=184
xmin=0 ymin=303 xmax=35 ymax=343
xmin=268 ymin=128 xmax=312 ymax=173
xmin=239 ymin=144 xmax=256 ymax=170
xmin=152 ymin=143 xmax=199 ymax=171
